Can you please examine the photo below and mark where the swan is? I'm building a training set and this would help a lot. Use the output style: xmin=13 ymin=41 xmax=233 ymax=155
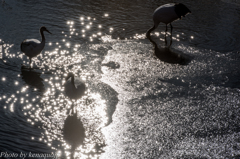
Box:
xmin=21 ymin=26 xmax=52 ymax=67
xmin=64 ymin=72 xmax=86 ymax=101
xmin=146 ymin=3 xmax=191 ymax=42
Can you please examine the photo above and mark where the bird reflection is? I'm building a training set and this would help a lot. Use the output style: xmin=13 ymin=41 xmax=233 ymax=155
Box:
xmin=21 ymin=66 xmax=45 ymax=94
xmin=146 ymin=32 xmax=190 ymax=65
xmin=63 ymin=113 xmax=85 ymax=159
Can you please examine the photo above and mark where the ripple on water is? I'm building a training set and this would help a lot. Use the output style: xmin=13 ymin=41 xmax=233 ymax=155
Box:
xmin=1 ymin=0 xmax=240 ymax=158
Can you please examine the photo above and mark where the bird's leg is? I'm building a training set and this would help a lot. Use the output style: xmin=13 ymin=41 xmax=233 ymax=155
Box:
xmin=169 ymin=23 xmax=173 ymax=47
xmin=71 ymin=100 xmax=74 ymax=115
xmin=165 ymin=24 xmax=168 ymax=46
xmin=29 ymin=58 xmax=32 ymax=70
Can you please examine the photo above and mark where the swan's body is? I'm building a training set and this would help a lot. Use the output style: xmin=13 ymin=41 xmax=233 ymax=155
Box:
xmin=146 ymin=3 xmax=191 ymax=38
xmin=21 ymin=26 xmax=51 ymax=67
xmin=153 ymin=4 xmax=179 ymax=25
xmin=64 ymin=72 xmax=85 ymax=100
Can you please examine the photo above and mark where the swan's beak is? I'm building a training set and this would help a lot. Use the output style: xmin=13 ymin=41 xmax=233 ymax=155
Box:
xmin=65 ymin=75 xmax=70 ymax=81
xmin=46 ymin=29 xmax=52 ymax=34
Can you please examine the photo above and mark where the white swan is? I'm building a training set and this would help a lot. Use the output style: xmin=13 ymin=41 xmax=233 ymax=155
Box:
xmin=146 ymin=3 xmax=191 ymax=39
xmin=21 ymin=26 xmax=52 ymax=67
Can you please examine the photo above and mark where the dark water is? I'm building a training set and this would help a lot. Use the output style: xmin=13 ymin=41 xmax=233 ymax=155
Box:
xmin=1 ymin=0 xmax=240 ymax=158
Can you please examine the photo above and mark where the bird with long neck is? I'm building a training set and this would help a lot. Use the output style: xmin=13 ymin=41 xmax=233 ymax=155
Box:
xmin=146 ymin=3 xmax=191 ymax=44
xmin=21 ymin=26 xmax=52 ymax=68
xmin=64 ymin=72 xmax=86 ymax=114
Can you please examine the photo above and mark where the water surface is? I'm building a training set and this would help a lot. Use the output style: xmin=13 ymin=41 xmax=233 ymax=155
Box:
xmin=1 ymin=0 xmax=240 ymax=158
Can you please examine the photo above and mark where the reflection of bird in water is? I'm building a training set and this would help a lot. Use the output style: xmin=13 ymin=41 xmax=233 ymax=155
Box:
xmin=64 ymin=72 xmax=86 ymax=113
xmin=63 ymin=113 xmax=85 ymax=159
xmin=21 ymin=26 xmax=52 ymax=68
xmin=146 ymin=3 xmax=191 ymax=45
xmin=146 ymin=32 xmax=190 ymax=65
xmin=21 ymin=66 xmax=45 ymax=94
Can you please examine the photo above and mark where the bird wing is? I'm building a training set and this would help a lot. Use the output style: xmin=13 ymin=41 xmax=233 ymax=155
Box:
xmin=76 ymin=83 xmax=85 ymax=91
xmin=21 ymin=39 xmax=41 ymax=52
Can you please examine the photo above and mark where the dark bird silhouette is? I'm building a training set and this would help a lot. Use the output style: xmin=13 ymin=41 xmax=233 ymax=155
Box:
xmin=64 ymin=72 xmax=85 ymax=100
xmin=21 ymin=26 xmax=52 ymax=68
xmin=146 ymin=3 xmax=191 ymax=45
xmin=64 ymin=72 xmax=86 ymax=114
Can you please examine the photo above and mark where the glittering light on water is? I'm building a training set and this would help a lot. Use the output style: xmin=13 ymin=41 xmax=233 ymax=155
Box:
xmin=109 ymin=27 xmax=113 ymax=33
xmin=21 ymin=87 xmax=27 ymax=92
xmin=66 ymin=43 xmax=70 ymax=47
xmin=154 ymin=32 xmax=160 ymax=37
xmin=10 ymin=103 xmax=14 ymax=112
xmin=2 ymin=77 xmax=6 ymax=81
xmin=191 ymin=36 xmax=194 ymax=39
xmin=104 ymin=13 xmax=109 ymax=17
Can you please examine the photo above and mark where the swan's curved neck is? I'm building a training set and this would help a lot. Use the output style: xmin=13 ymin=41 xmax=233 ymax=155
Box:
xmin=70 ymin=76 xmax=75 ymax=85
xmin=146 ymin=26 xmax=157 ymax=48
xmin=146 ymin=25 xmax=156 ymax=41
xmin=40 ymin=30 xmax=46 ymax=44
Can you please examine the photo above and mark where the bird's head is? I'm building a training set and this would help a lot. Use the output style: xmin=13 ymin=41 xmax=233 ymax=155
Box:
xmin=65 ymin=72 xmax=75 ymax=81
xmin=175 ymin=3 xmax=191 ymax=19
xmin=40 ymin=26 xmax=52 ymax=34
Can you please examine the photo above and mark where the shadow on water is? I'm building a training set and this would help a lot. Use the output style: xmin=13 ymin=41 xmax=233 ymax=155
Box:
xmin=89 ymin=82 xmax=119 ymax=126
xmin=21 ymin=66 xmax=45 ymax=94
xmin=159 ymin=71 xmax=240 ymax=89
xmin=101 ymin=61 xmax=120 ymax=69
xmin=140 ymin=71 xmax=240 ymax=103
xmin=146 ymin=32 xmax=192 ymax=65
xmin=63 ymin=113 xmax=85 ymax=159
